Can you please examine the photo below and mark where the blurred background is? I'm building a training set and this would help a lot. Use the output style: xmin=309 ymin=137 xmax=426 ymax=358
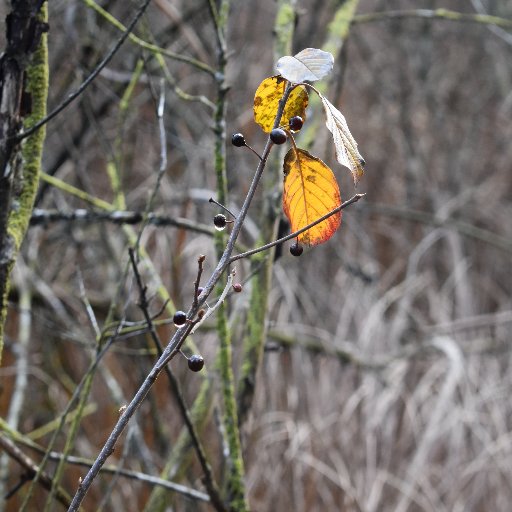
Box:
xmin=1 ymin=0 xmax=512 ymax=510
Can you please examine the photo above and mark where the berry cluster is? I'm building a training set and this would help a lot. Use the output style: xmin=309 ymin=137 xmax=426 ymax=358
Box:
xmin=231 ymin=116 xmax=304 ymax=152
xmin=179 ymin=116 xmax=308 ymax=375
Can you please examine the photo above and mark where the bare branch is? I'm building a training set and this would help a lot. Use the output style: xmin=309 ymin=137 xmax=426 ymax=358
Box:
xmin=128 ymin=249 xmax=227 ymax=511
xmin=30 ymin=209 xmax=214 ymax=235
xmin=0 ymin=433 xmax=72 ymax=509
xmin=67 ymin=75 xmax=298 ymax=512
xmin=18 ymin=0 xmax=154 ymax=141
xmin=190 ymin=269 xmax=235 ymax=334
xmin=352 ymin=8 xmax=512 ymax=29
xmin=229 ymin=193 xmax=366 ymax=263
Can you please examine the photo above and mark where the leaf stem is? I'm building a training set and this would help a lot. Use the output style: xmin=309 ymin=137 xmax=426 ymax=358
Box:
xmin=209 ymin=197 xmax=237 ymax=219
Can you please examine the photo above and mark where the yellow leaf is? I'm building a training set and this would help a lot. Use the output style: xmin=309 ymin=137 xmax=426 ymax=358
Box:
xmin=283 ymin=148 xmax=342 ymax=246
xmin=320 ymin=94 xmax=365 ymax=185
xmin=253 ymin=76 xmax=308 ymax=133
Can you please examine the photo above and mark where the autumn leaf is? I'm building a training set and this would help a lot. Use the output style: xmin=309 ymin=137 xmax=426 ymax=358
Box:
xmin=253 ymin=76 xmax=308 ymax=133
xmin=320 ymin=94 xmax=365 ymax=185
xmin=283 ymin=148 xmax=341 ymax=246
xmin=276 ymin=48 xmax=334 ymax=83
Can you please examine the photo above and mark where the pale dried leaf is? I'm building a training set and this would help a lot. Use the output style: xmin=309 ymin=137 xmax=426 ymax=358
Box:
xmin=320 ymin=94 xmax=365 ymax=185
xmin=276 ymin=48 xmax=334 ymax=83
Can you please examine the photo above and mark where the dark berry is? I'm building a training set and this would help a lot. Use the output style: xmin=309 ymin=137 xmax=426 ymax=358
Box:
xmin=231 ymin=133 xmax=246 ymax=147
xmin=173 ymin=310 xmax=187 ymax=326
xmin=289 ymin=116 xmax=304 ymax=131
xmin=196 ymin=286 xmax=204 ymax=297
xmin=359 ymin=157 xmax=366 ymax=167
xmin=270 ymin=128 xmax=287 ymax=145
xmin=290 ymin=242 xmax=303 ymax=257
xmin=232 ymin=283 xmax=243 ymax=293
xmin=188 ymin=354 xmax=205 ymax=372
xmin=213 ymin=214 xmax=227 ymax=230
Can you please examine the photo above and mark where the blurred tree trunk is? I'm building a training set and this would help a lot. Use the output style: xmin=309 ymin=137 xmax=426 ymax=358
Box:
xmin=0 ymin=0 xmax=48 ymax=362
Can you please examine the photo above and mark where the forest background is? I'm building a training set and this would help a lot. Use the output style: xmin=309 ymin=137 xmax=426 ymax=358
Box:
xmin=0 ymin=0 xmax=511 ymax=511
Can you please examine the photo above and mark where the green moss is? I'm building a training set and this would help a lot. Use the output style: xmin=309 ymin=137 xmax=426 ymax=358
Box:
xmin=324 ymin=0 xmax=360 ymax=57
xmin=0 ymin=4 xmax=49 ymax=362
xmin=300 ymin=0 xmax=360 ymax=150
xmin=237 ymin=253 xmax=267 ymax=423
xmin=216 ymin=300 xmax=248 ymax=510
xmin=274 ymin=2 xmax=295 ymax=57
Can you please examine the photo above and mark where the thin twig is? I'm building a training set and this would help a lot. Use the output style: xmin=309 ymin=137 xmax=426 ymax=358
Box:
xmin=352 ymin=8 xmax=512 ymax=28
xmin=206 ymin=0 xmax=226 ymax=51
xmin=192 ymin=255 xmax=206 ymax=310
xmin=30 ymin=208 xmax=215 ymax=235
xmin=17 ymin=0 xmax=154 ymax=141
xmin=62 ymin=456 xmax=210 ymax=502
xmin=0 ymin=263 xmax=32 ymax=500
xmin=0 ymin=429 xmax=210 ymax=503
xmin=191 ymin=269 xmax=235 ymax=334
xmin=134 ymin=78 xmax=169 ymax=249
xmin=209 ymin=197 xmax=237 ymax=219
xmin=82 ymin=0 xmax=216 ymax=75
xmin=76 ymin=268 xmax=101 ymax=339
xmin=470 ymin=0 xmax=512 ymax=46
xmin=19 ymin=328 xmax=123 ymax=510
xmin=0 ymin=433 xmax=72 ymax=509
xmin=128 ymin=249 xmax=227 ymax=511
xmin=229 ymin=193 xmax=366 ymax=263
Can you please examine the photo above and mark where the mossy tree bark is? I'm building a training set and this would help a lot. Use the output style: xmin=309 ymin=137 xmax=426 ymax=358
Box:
xmin=236 ymin=0 xmax=297 ymax=427
xmin=0 ymin=1 xmax=49 ymax=363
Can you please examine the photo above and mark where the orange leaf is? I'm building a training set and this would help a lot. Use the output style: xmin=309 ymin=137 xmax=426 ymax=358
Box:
xmin=253 ymin=76 xmax=308 ymax=133
xmin=283 ymin=148 xmax=342 ymax=246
